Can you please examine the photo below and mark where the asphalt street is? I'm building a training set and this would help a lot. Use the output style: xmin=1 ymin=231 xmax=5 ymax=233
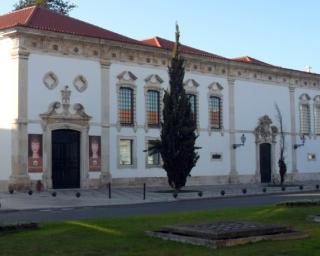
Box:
xmin=0 ymin=191 xmax=319 ymax=223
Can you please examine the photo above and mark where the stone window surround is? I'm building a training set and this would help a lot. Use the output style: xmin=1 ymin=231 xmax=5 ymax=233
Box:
xmin=117 ymin=135 xmax=137 ymax=169
xmin=144 ymin=74 xmax=164 ymax=132
xmin=145 ymin=136 xmax=162 ymax=168
xmin=184 ymin=79 xmax=200 ymax=131
xmin=116 ymin=71 xmax=138 ymax=132
xmin=313 ymin=95 xmax=320 ymax=136
xmin=207 ymin=82 xmax=224 ymax=136
xmin=299 ymin=93 xmax=311 ymax=136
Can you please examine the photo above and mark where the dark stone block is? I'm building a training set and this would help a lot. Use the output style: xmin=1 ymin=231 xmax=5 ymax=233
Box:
xmin=146 ymin=220 xmax=307 ymax=249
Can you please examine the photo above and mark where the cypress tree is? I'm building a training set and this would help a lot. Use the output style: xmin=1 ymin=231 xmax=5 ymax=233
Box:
xmin=147 ymin=24 xmax=200 ymax=191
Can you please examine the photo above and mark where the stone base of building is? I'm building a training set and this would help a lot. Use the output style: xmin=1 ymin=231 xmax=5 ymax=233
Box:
xmin=0 ymin=172 xmax=319 ymax=192
xmin=0 ymin=180 xmax=9 ymax=192
xmin=8 ymin=175 xmax=32 ymax=191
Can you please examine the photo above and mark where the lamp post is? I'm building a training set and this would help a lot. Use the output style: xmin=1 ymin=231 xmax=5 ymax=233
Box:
xmin=294 ymin=134 xmax=306 ymax=150
xmin=233 ymin=134 xmax=246 ymax=149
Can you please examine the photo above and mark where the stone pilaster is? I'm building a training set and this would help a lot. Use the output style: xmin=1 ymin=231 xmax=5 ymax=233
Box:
xmin=289 ymin=85 xmax=298 ymax=178
xmin=9 ymin=47 xmax=31 ymax=190
xmin=228 ymin=78 xmax=239 ymax=183
xmin=99 ymin=59 xmax=112 ymax=185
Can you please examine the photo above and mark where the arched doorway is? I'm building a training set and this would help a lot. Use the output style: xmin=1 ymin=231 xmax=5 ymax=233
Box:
xmin=259 ymin=143 xmax=271 ymax=183
xmin=254 ymin=115 xmax=278 ymax=183
xmin=52 ymin=129 xmax=80 ymax=189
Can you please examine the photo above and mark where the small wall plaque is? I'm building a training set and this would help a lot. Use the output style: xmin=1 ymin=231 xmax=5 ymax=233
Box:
xmin=211 ymin=153 xmax=222 ymax=161
xmin=308 ymin=153 xmax=316 ymax=161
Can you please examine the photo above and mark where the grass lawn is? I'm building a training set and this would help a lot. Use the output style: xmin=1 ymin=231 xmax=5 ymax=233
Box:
xmin=0 ymin=205 xmax=320 ymax=256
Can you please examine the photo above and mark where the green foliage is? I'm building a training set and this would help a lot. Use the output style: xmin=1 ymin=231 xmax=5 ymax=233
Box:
xmin=148 ymin=24 xmax=199 ymax=191
xmin=13 ymin=0 xmax=76 ymax=15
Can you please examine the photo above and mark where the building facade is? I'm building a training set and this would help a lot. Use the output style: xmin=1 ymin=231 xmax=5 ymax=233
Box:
xmin=0 ymin=6 xmax=320 ymax=191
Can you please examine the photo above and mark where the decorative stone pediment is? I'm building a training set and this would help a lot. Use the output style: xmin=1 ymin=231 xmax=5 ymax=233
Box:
xmin=117 ymin=71 xmax=137 ymax=84
xmin=254 ymin=115 xmax=278 ymax=143
xmin=299 ymin=93 xmax=311 ymax=102
xmin=43 ymin=72 xmax=58 ymax=90
xmin=73 ymin=75 xmax=88 ymax=92
xmin=184 ymin=79 xmax=199 ymax=92
xmin=208 ymin=82 xmax=223 ymax=92
xmin=145 ymin=74 xmax=163 ymax=85
xmin=40 ymin=86 xmax=91 ymax=129
xmin=314 ymin=95 xmax=320 ymax=103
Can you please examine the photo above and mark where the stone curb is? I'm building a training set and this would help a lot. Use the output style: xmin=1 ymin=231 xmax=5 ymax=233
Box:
xmin=0 ymin=188 xmax=318 ymax=212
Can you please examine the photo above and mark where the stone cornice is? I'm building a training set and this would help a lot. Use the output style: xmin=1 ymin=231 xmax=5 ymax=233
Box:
xmin=5 ymin=26 xmax=320 ymax=90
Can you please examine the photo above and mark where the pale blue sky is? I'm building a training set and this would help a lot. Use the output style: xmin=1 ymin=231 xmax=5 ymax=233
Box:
xmin=2 ymin=0 xmax=320 ymax=73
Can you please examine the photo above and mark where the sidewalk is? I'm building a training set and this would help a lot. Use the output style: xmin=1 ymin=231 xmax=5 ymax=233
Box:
xmin=0 ymin=183 xmax=319 ymax=211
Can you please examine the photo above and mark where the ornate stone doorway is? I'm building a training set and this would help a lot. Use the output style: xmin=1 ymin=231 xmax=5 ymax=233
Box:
xmin=52 ymin=129 xmax=81 ymax=189
xmin=254 ymin=115 xmax=278 ymax=183
xmin=40 ymin=86 xmax=91 ymax=189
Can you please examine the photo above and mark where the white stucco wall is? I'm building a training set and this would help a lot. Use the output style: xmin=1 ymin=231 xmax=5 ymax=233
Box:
xmin=0 ymin=37 xmax=13 ymax=179
xmin=28 ymin=53 xmax=101 ymax=124
xmin=234 ymin=80 xmax=293 ymax=176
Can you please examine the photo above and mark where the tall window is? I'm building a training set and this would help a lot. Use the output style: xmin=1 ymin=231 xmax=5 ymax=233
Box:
xmin=119 ymin=87 xmax=134 ymax=125
xmin=315 ymin=104 xmax=320 ymax=135
xmin=146 ymin=140 xmax=161 ymax=166
xmin=146 ymin=90 xmax=160 ymax=126
xmin=119 ymin=139 xmax=133 ymax=166
xmin=300 ymin=103 xmax=311 ymax=135
xmin=209 ymin=96 xmax=221 ymax=129
xmin=187 ymin=94 xmax=197 ymax=122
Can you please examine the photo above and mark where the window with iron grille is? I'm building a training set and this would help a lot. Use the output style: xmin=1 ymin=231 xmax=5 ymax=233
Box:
xmin=187 ymin=94 xmax=197 ymax=122
xmin=209 ymin=96 xmax=221 ymax=129
xmin=300 ymin=103 xmax=311 ymax=135
xmin=119 ymin=87 xmax=134 ymax=125
xmin=315 ymin=104 xmax=320 ymax=135
xmin=147 ymin=90 xmax=160 ymax=126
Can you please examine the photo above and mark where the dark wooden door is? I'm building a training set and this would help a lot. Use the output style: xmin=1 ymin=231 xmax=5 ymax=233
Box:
xmin=260 ymin=143 xmax=271 ymax=183
xmin=52 ymin=129 xmax=80 ymax=189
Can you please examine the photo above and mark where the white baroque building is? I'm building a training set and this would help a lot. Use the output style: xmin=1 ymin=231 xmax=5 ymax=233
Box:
xmin=0 ymin=6 xmax=320 ymax=191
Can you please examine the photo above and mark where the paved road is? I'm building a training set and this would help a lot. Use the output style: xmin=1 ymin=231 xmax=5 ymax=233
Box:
xmin=1 ymin=192 xmax=319 ymax=223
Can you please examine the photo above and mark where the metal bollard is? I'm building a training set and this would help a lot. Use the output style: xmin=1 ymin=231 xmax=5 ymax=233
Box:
xmin=108 ymin=183 xmax=111 ymax=199
xmin=143 ymin=183 xmax=146 ymax=200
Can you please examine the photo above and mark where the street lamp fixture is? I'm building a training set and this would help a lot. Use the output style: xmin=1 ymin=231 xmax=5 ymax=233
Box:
xmin=294 ymin=134 xmax=306 ymax=150
xmin=233 ymin=134 xmax=246 ymax=149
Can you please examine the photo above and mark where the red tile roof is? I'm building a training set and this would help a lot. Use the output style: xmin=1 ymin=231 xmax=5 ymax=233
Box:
xmin=141 ymin=36 xmax=228 ymax=60
xmin=232 ymin=56 xmax=274 ymax=67
xmin=0 ymin=7 xmax=317 ymax=76
xmin=0 ymin=6 xmax=143 ymax=45
xmin=232 ymin=56 xmax=320 ymax=75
